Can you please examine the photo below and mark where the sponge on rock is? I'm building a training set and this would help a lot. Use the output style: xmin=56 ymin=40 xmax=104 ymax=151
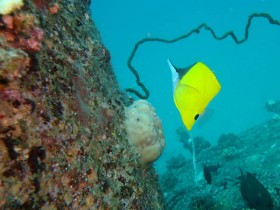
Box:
xmin=0 ymin=0 xmax=24 ymax=15
xmin=124 ymin=100 xmax=165 ymax=164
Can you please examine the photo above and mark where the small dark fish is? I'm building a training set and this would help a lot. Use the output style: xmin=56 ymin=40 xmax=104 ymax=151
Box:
xmin=203 ymin=165 xmax=212 ymax=184
xmin=239 ymin=169 xmax=273 ymax=210
xmin=203 ymin=164 xmax=220 ymax=184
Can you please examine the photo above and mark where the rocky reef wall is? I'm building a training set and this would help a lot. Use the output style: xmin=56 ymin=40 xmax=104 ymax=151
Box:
xmin=0 ymin=0 xmax=165 ymax=209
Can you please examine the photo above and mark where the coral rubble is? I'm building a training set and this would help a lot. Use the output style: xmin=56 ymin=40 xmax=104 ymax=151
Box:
xmin=160 ymin=116 xmax=280 ymax=209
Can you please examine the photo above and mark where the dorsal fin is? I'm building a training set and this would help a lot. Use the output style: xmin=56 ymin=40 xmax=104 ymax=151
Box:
xmin=168 ymin=59 xmax=196 ymax=79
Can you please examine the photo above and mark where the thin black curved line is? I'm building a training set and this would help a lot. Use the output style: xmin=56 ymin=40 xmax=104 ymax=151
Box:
xmin=126 ymin=13 xmax=280 ymax=99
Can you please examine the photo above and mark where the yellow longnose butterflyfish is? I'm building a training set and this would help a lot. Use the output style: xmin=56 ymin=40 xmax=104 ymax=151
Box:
xmin=167 ymin=59 xmax=221 ymax=131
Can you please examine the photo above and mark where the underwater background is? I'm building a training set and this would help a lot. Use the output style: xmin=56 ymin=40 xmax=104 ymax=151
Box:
xmin=91 ymin=0 xmax=280 ymax=174
xmin=1 ymin=0 xmax=280 ymax=208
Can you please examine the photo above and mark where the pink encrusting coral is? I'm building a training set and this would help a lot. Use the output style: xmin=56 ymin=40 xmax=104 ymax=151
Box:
xmin=2 ymin=15 xmax=14 ymax=29
xmin=1 ymin=13 xmax=44 ymax=53
xmin=48 ymin=3 xmax=59 ymax=15
xmin=18 ymin=26 xmax=44 ymax=52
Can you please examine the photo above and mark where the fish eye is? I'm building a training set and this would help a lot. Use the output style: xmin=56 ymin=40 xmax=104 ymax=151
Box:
xmin=194 ymin=114 xmax=199 ymax=121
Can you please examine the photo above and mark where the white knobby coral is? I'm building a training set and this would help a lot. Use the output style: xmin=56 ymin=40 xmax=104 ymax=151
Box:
xmin=124 ymin=100 xmax=165 ymax=164
xmin=0 ymin=0 xmax=24 ymax=15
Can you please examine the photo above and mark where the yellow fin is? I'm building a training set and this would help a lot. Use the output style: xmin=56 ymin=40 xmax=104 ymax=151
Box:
xmin=172 ymin=62 xmax=221 ymax=131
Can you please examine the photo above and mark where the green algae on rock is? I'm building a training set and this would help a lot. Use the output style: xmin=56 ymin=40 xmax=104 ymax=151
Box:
xmin=0 ymin=0 xmax=166 ymax=209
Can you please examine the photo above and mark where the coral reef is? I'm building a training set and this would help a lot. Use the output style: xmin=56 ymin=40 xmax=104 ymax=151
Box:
xmin=217 ymin=133 xmax=240 ymax=149
xmin=188 ymin=194 xmax=217 ymax=210
xmin=176 ymin=127 xmax=211 ymax=154
xmin=161 ymin=107 xmax=280 ymax=209
xmin=0 ymin=0 xmax=165 ymax=209
xmin=222 ymin=146 xmax=237 ymax=160
xmin=160 ymin=171 xmax=179 ymax=192
xmin=217 ymin=133 xmax=240 ymax=160
xmin=166 ymin=154 xmax=187 ymax=171
xmin=176 ymin=126 xmax=190 ymax=142
xmin=265 ymin=99 xmax=280 ymax=118
xmin=124 ymin=99 xmax=165 ymax=164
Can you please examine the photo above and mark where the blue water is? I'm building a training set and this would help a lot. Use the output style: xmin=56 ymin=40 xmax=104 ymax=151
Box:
xmin=90 ymin=1 xmax=280 ymax=174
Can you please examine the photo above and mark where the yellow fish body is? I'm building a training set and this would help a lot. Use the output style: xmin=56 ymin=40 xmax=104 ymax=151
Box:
xmin=168 ymin=60 xmax=221 ymax=131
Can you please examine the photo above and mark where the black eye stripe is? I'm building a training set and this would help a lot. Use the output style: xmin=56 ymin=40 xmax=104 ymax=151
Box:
xmin=194 ymin=114 xmax=199 ymax=121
